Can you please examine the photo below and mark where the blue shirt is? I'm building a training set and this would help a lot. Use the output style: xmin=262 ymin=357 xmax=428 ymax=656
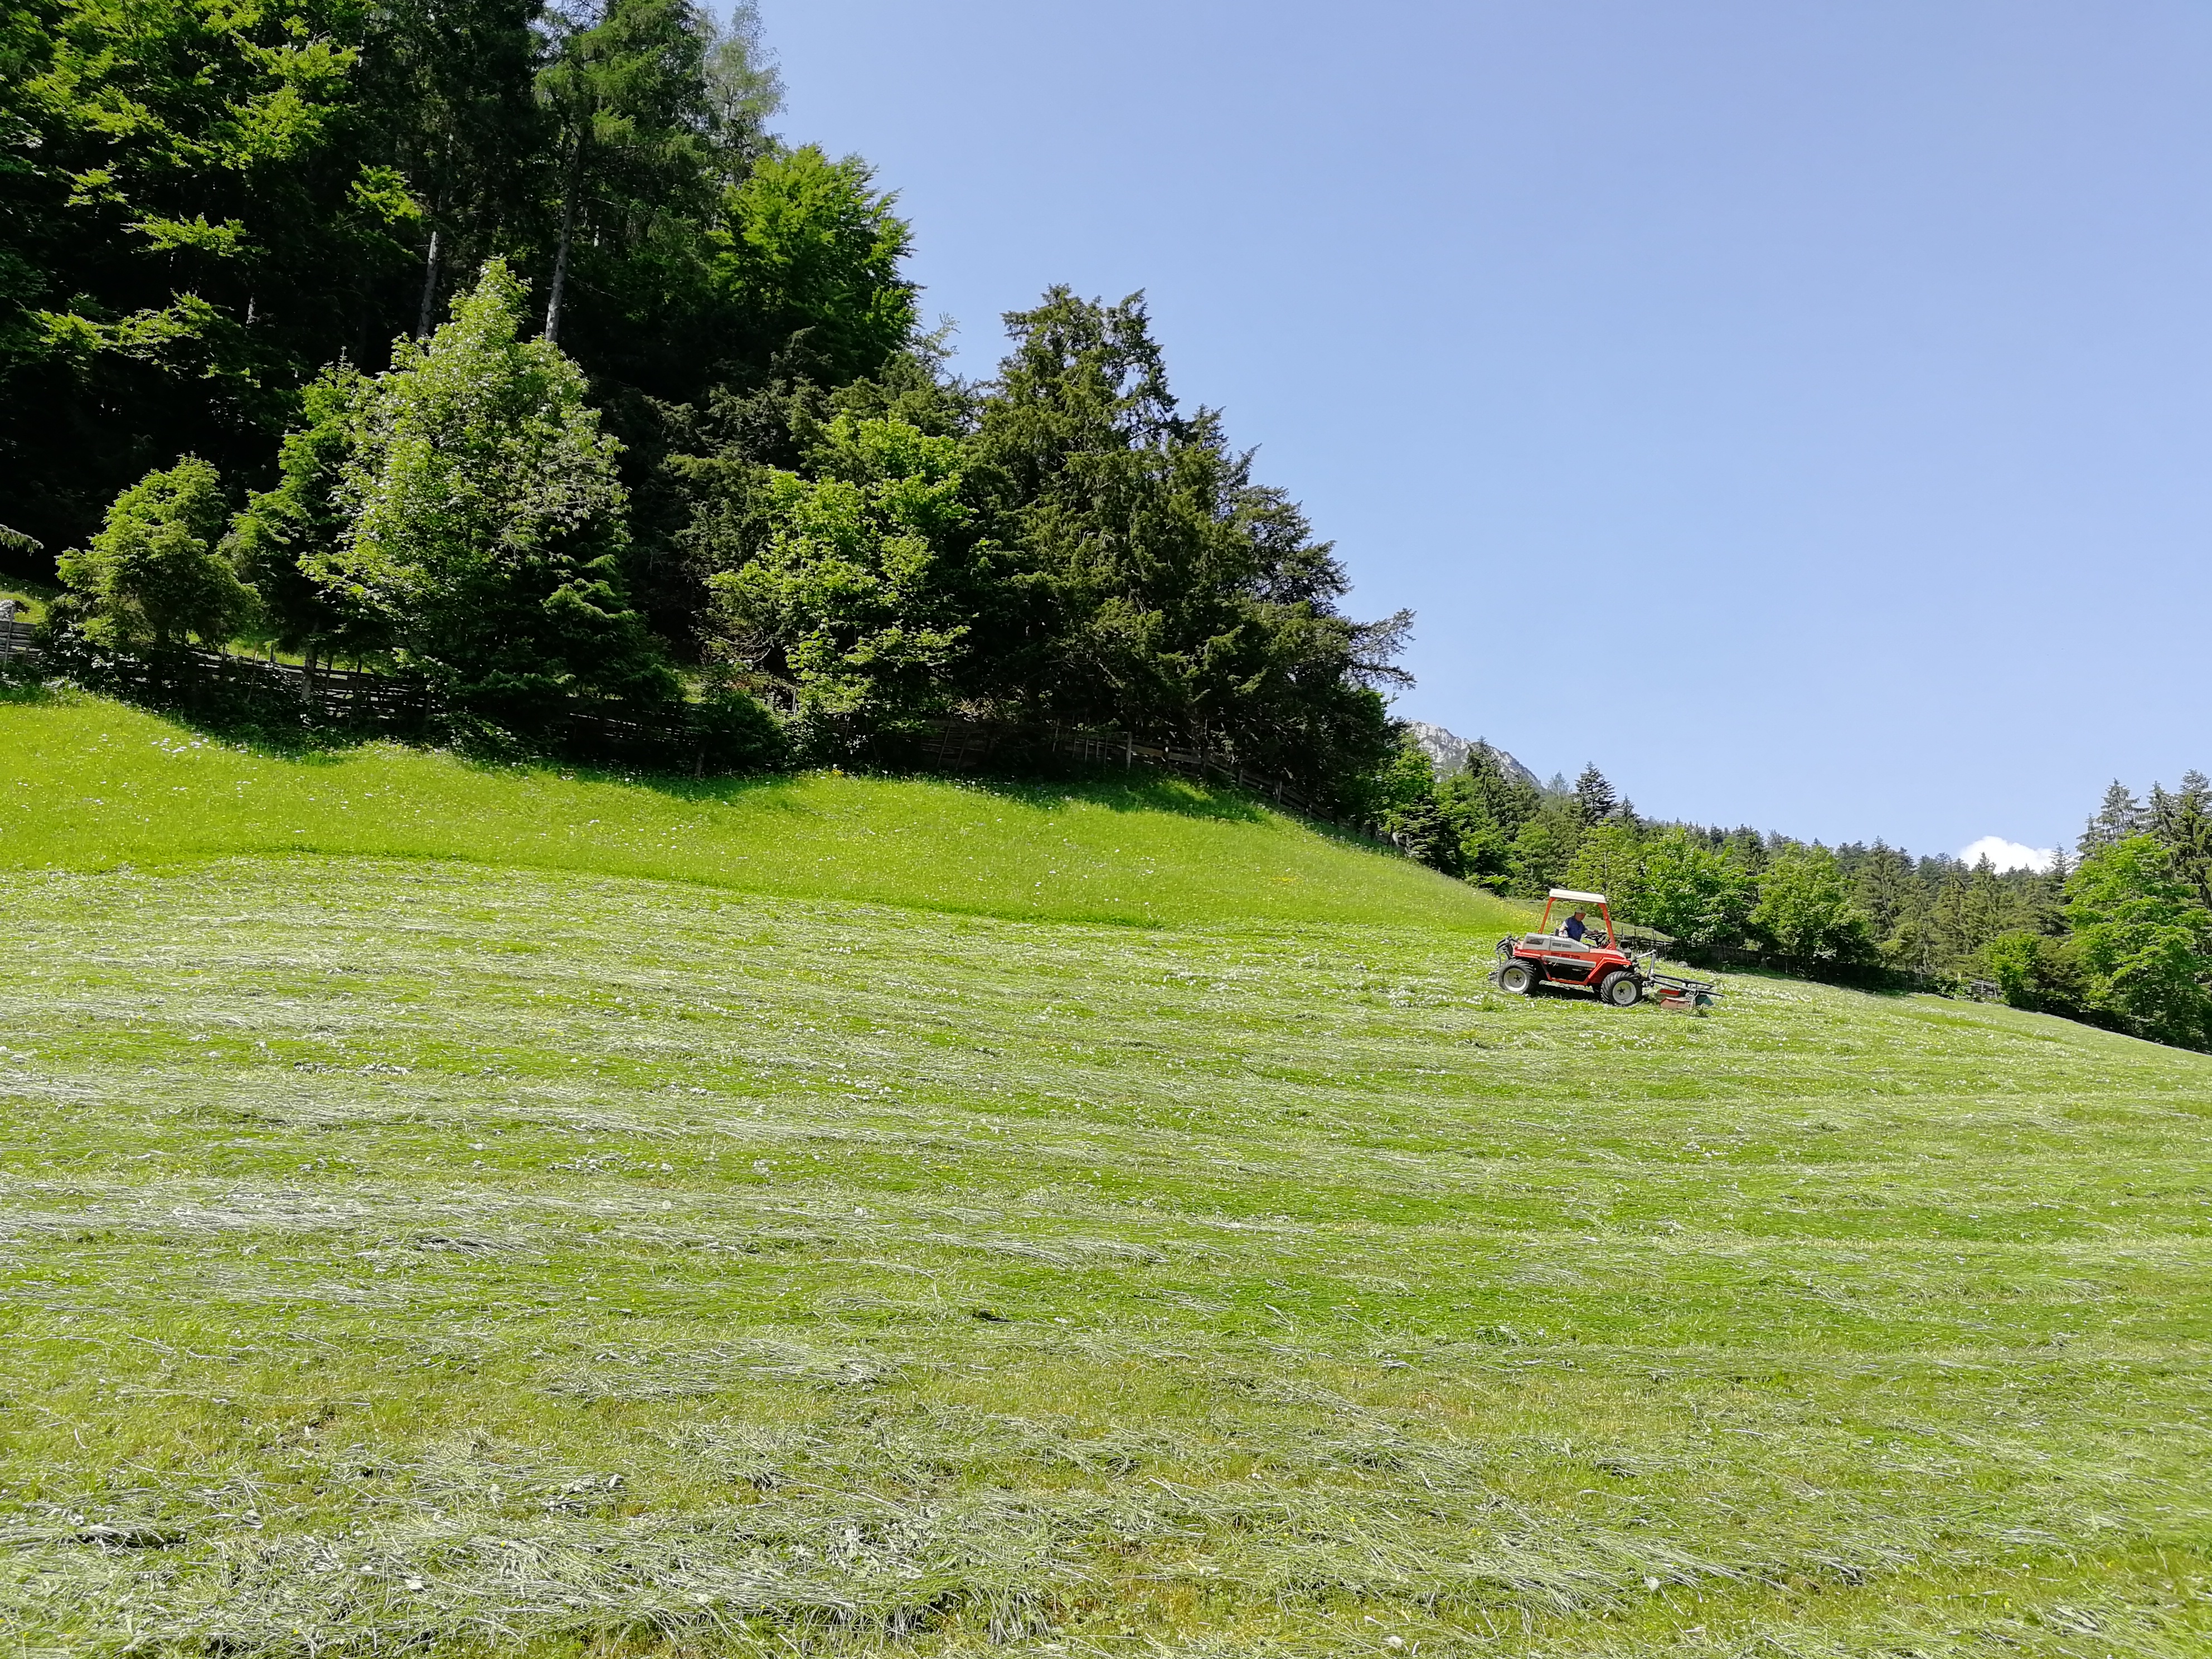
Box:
xmin=1563 ymin=915 xmax=1589 ymax=942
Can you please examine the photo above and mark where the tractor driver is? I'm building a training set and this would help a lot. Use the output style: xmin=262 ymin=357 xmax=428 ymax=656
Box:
xmin=1561 ymin=909 xmax=1600 ymax=946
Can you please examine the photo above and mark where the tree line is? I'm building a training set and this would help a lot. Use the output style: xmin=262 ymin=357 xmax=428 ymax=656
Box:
xmin=2 ymin=0 xmax=1406 ymax=801
xmin=1367 ymin=739 xmax=2212 ymax=1051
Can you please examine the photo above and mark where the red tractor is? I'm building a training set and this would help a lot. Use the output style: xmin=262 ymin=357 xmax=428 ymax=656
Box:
xmin=1489 ymin=887 xmax=1720 ymax=1011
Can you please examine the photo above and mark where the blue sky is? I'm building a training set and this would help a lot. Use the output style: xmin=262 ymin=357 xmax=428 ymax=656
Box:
xmin=760 ymin=1 xmax=2211 ymax=861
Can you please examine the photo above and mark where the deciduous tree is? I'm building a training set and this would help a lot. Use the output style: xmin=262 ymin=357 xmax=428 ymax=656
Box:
xmin=1748 ymin=843 xmax=1876 ymax=971
xmin=1632 ymin=830 xmax=1754 ymax=948
xmin=57 ymin=457 xmax=255 ymax=649
xmin=319 ymin=260 xmax=672 ymax=719
xmin=2066 ymin=835 xmax=2212 ymax=1051
xmin=705 ymin=413 xmax=981 ymax=741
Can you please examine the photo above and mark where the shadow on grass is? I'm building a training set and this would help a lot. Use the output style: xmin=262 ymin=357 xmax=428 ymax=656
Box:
xmin=609 ymin=751 xmax=1305 ymax=829
xmin=911 ymin=768 xmax=1274 ymax=824
xmin=620 ymin=763 xmax=1307 ymax=829
xmin=22 ymin=677 xmax=1410 ymax=854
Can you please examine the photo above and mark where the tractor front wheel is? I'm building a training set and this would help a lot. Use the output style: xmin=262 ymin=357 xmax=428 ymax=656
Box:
xmin=1498 ymin=960 xmax=1540 ymax=996
xmin=1599 ymin=971 xmax=1642 ymax=1008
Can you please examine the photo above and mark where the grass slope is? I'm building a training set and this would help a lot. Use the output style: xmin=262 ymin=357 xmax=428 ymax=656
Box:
xmin=0 ymin=697 xmax=1510 ymax=932
xmin=2 ymin=693 xmax=2209 ymax=1658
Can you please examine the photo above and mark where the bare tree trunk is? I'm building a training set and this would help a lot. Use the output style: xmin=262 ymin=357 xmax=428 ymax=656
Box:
xmin=545 ymin=144 xmax=585 ymax=343
xmin=416 ymin=225 xmax=443 ymax=337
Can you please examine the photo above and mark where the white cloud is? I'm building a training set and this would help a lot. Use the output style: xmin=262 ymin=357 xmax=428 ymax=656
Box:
xmin=1959 ymin=835 xmax=2054 ymax=874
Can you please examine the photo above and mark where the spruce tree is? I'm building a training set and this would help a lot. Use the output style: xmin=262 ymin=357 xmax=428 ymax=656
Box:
xmin=225 ymin=364 xmax=389 ymax=673
xmin=1851 ymin=841 xmax=1914 ymax=942
xmin=2151 ymin=771 xmax=2212 ymax=913
xmin=1573 ymin=764 xmax=1618 ymax=826
xmin=2080 ymin=781 xmax=2146 ymax=856
xmin=540 ymin=0 xmax=694 ymax=343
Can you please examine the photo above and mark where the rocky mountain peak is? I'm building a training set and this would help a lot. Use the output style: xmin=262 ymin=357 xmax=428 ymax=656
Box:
xmin=1405 ymin=721 xmax=1542 ymax=789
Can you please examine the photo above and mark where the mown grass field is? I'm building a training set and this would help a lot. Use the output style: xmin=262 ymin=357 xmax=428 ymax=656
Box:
xmin=2 ymin=690 xmax=2209 ymax=1658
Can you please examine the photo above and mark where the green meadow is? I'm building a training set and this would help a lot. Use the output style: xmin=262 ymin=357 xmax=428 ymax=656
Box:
xmin=0 ymin=696 xmax=1497 ymax=933
xmin=2 ymin=691 xmax=2208 ymax=1657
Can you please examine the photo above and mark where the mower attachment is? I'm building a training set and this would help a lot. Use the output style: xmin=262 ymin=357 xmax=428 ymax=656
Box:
xmin=1646 ymin=969 xmax=1721 ymax=1015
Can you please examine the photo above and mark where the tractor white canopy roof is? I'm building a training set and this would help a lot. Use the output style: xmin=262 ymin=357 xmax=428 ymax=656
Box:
xmin=1546 ymin=888 xmax=1608 ymax=904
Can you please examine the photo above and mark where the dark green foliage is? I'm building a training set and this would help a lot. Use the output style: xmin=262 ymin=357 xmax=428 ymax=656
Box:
xmin=1505 ymin=807 xmax=1579 ymax=898
xmin=223 ymin=363 xmax=387 ymax=668
xmin=685 ymin=683 xmax=785 ymax=770
xmin=536 ymin=0 xmax=724 ymax=372
xmin=0 ymin=0 xmax=812 ymax=565
xmin=9 ymin=0 xmax=1408 ymax=810
xmin=2 ymin=0 xmax=416 ymax=558
xmin=1982 ymin=929 xmax=2094 ymax=1021
xmin=1434 ymin=746 xmax=1541 ymax=889
xmin=707 ymin=146 xmax=917 ymax=390
xmin=1571 ymin=763 xmax=1618 ymax=826
xmin=2148 ymin=772 xmax=2212 ymax=913
xmin=2079 ymin=780 xmax=2148 ymax=857
xmin=1359 ymin=731 xmax=1455 ymax=869
xmin=367 ymin=0 xmax=544 ymax=339
xmin=673 ymin=287 xmax=1403 ymax=795
xmin=963 ymin=288 xmax=1403 ymax=802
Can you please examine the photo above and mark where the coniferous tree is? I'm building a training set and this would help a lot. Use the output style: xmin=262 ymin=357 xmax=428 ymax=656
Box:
xmin=1435 ymin=746 xmax=1539 ymax=889
xmin=1504 ymin=814 xmax=1575 ymax=898
xmin=2080 ymin=781 xmax=2147 ymax=856
xmin=1562 ymin=821 xmax=1643 ymax=910
xmin=365 ymin=0 xmax=545 ymax=340
xmin=1851 ymin=840 xmax=1915 ymax=944
xmin=536 ymin=0 xmax=717 ymax=347
xmin=226 ymin=363 xmax=390 ymax=673
xmin=1571 ymin=763 xmax=1618 ymax=826
xmin=963 ymin=287 xmax=1403 ymax=799
xmin=2150 ymin=771 xmax=2212 ymax=913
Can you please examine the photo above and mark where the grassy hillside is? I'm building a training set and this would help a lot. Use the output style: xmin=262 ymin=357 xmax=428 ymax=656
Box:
xmin=0 ymin=695 xmax=1514 ymax=932
xmin=2 ymin=692 xmax=2209 ymax=1658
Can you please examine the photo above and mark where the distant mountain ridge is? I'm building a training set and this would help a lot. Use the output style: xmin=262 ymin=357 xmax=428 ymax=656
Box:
xmin=1405 ymin=721 xmax=1542 ymax=789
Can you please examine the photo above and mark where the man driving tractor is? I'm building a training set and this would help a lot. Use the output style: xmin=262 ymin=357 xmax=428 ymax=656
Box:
xmin=1491 ymin=888 xmax=1721 ymax=1012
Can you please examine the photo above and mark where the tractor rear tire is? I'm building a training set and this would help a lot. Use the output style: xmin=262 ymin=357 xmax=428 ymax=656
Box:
xmin=1600 ymin=971 xmax=1642 ymax=1008
xmin=1498 ymin=961 xmax=1540 ymax=996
